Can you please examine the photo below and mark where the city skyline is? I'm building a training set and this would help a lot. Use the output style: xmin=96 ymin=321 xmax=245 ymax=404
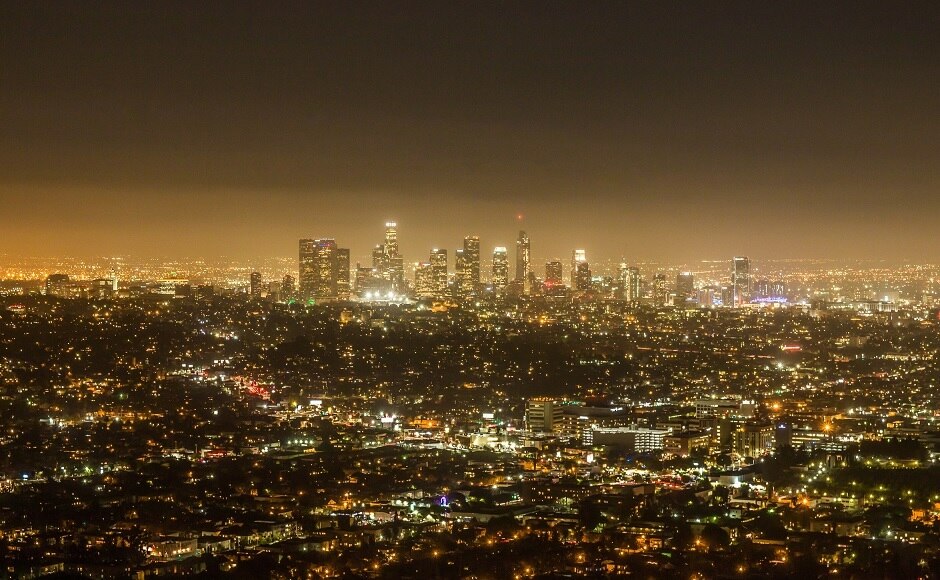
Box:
xmin=3 ymin=3 xmax=940 ymax=262
xmin=5 ymin=4 xmax=940 ymax=576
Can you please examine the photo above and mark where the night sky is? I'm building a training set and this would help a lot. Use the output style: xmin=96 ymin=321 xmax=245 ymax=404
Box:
xmin=2 ymin=2 xmax=939 ymax=263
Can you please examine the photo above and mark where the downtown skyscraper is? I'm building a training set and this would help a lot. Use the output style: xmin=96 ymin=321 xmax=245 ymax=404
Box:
xmin=430 ymin=248 xmax=448 ymax=298
xmin=493 ymin=247 xmax=509 ymax=291
xmin=571 ymin=249 xmax=591 ymax=291
xmin=299 ymin=238 xmax=350 ymax=301
xmin=732 ymin=256 xmax=751 ymax=307
xmin=515 ymin=230 xmax=530 ymax=293
xmin=456 ymin=235 xmax=480 ymax=297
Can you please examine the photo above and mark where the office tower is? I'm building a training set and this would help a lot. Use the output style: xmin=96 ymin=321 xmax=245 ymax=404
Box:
xmin=732 ymin=256 xmax=751 ymax=306
xmin=545 ymin=261 xmax=563 ymax=285
xmin=653 ymin=273 xmax=668 ymax=306
xmin=387 ymin=255 xmax=404 ymax=293
xmin=281 ymin=274 xmax=295 ymax=299
xmin=249 ymin=271 xmax=263 ymax=297
xmin=463 ymin=235 xmax=480 ymax=287
xmin=720 ymin=285 xmax=734 ymax=307
xmin=368 ymin=222 xmax=404 ymax=293
xmin=526 ymin=398 xmax=564 ymax=434
xmin=372 ymin=245 xmax=388 ymax=273
xmin=571 ymin=249 xmax=591 ymax=291
xmin=455 ymin=249 xmax=469 ymax=297
xmin=414 ymin=262 xmax=435 ymax=298
xmin=266 ymin=281 xmax=281 ymax=301
xmin=515 ymin=230 xmax=530 ymax=292
xmin=492 ymin=247 xmax=509 ymax=291
xmin=355 ymin=264 xmax=382 ymax=298
xmin=110 ymin=268 xmax=119 ymax=292
xmin=455 ymin=236 xmax=480 ymax=297
xmin=298 ymin=238 xmax=348 ymax=300
xmin=756 ymin=279 xmax=770 ymax=298
xmin=571 ymin=249 xmax=586 ymax=286
xmin=676 ymin=272 xmax=694 ymax=299
xmin=335 ymin=248 xmax=351 ymax=299
xmin=624 ymin=266 xmax=641 ymax=302
xmin=771 ymin=280 xmax=786 ymax=299
xmin=384 ymin=222 xmax=398 ymax=257
xmin=699 ymin=285 xmax=719 ymax=307
xmin=299 ymin=239 xmax=316 ymax=299
xmin=430 ymin=249 xmax=448 ymax=297
xmin=574 ymin=262 xmax=592 ymax=291
xmin=314 ymin=238 xmax=337 ymax=298
xmin=617 ymin=263 xmax=629 ymax=299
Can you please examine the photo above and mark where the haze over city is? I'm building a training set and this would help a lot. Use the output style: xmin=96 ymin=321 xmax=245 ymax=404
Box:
xmin=5 ymin=4 xmax=940 ymax=580
xmin=3 ymin=2 xmax=940 ymax=262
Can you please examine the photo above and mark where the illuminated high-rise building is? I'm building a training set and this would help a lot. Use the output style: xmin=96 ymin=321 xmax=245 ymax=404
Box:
xmin=384 ymin=222 xmax=398 ymax=257
xmin=372 ymin=245 xmax=388 ymax=272
xmin=571 ymin=249 xmax=586 ymax=286
xmin=732 ymin=256 xmax=751 ymax=306
xmin=626 ymin=266 xmax=641 ymax=302
xmin=617 ymin=263 xmax=628 ymax=299
xmin=492 ymin=247 xmax=509 ymax=291
xmin=249 ymin=271 xmax=263 ymax=297
xmin=455 ymin=249 xmax=468 ymax=297
xmin=515 ymin=230 xmax=530 ymax=292
xmin=618 ymin=263 xmax=642 ymax=301
xmin=464 ymin=235 xmax=480 ymax=286
xmin=299 ymin=239 xmax=316 ymax=299
xmin=314 ymin=239 xmax=337 ymax=298
xmin=456 ymin=236 xmax=480 ymax=297
xmin=653 ymin=273 xmax=668 ymax=306
xmin=369 ymin=222 xmax=404 ymax=293
xmin=676 ymin=272 xmax=694 ymax=299
xmin=281 ymin=274 xmax=295 ymax=300
xmin=545 ymin=261 xmax=563 ymax=286
xmin=430 ymin=249 xmax=448 ymax=297
xmin=387 ymin=255 xmax=404 ymax=293
xmin=414 ymin=262 xmax=435 ymax=299
xmin=298 ymin=238 xmax=348 ymax=300
xmin=571 ymin=249 xmax=591 ymax=291
xmin=335 ymin=248 xmax=351 ymax=299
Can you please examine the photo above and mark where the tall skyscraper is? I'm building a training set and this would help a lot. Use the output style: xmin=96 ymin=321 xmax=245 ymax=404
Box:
xmin=414 ymin=262 xmax=435 ymax=299
xmin=732 ymin=256 xmax=751 ymax=307
xmin=676 ymin=272 xmax=694 ymax=299
xmin=653 ymin=273 xmax=668 ymax=306
xmin=281 ymin=274 xmax=295 ymax=300
xmin=299 ymin=239 xmax=316 ymax=299
xmin=571 ymin=249 xmax=586 ymax=286
xmin=430 ymin=249 xmax=448 ymax=297
xmin=313 ymin=238 xmax=337 ymax=298
xmin=372 ymin=245 xmax=388 ymax=273
xmin=456 ymin=236 xmax=480 ymax=297
xmin=515 ymin=230 xmax=530 ymax=292
xmin=249 ymin=271 xmax=263 ymax=297
xmin=369 ymin=222 xmax=404 ymax=293
xmin=572 ymin=249 xmax=591 ymax=291
xmin=298 ymin=238 xmax=349 ymax=300
xmin=455 ymin=249 xmax=468 ymax=297
xmin=492 ymin=247 xmax=509 ymax=291
xmin=384 ymin=222 xmax=398 ymax=257
xmin=335 ymin=247 xmax=351 ymax=299
xmin=545 ymin=261 xmax=563 ymax=286
xmin=464 ymin=235 xmax=480 ymax=287
xmin=617 ymin=263 xmax=629 ymax=299
xmin=625 ymin=266 xmax=641 ymax=302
